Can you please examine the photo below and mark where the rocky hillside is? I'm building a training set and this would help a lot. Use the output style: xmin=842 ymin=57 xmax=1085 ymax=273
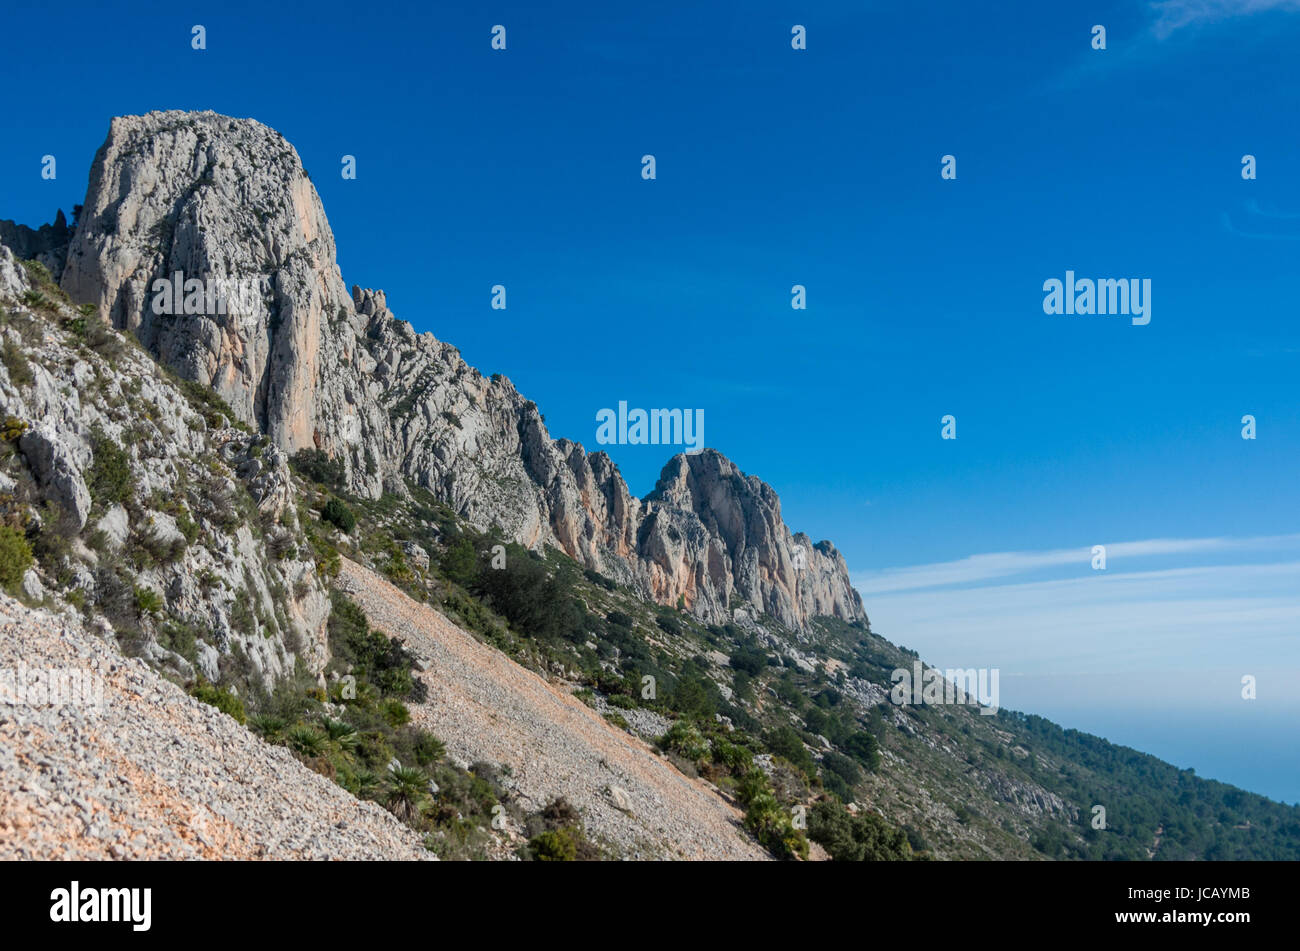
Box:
xmin=0 ymin=591 xmax=428 ymax=860
xmin=55 ymin=110 xmax=862 ymax=633
xmin=335 ymin=558 xmax=767 ymax=860
xmin=0 ymin=243 xmax=328 ymax=694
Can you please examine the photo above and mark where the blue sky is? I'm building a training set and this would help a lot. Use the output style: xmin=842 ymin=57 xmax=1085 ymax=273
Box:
xmin=2 ymin=0 xmax=1298 ymax=800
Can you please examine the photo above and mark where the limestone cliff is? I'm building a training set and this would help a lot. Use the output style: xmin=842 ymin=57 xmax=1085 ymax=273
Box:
xmin=56 ymin=110 xmax=865 ymax=632
xmin=0 ymin=244 xmax=330 ymax=690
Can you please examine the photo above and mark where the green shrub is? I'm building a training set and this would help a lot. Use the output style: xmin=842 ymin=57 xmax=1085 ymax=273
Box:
xmin=286 ymin=724 xmax=326 ymax=757
xmin=409 ymin=730 xmax=446 ymax=766
xmin=133 ymin=586 xmax=163 ymax=616
xmin=845 ymin=731 xmax=881 ymax=772
xmin=654 ymin=613 xmax=682 ymax=636
xmin=175 ymin=510 xmax=201 ymax=544
xmin=327 ymin=590 xmax=427 ymax=701
xmin=290 ymin=449 xmax=345 ymax=489
xmin=0 ymin=525 xmax=33 ymax=590
xmin=250 ymin=714 xmax=287 ymax=740
xmin=668 ymin=674 xmax=717 ymax=719
xmin=584 ymin=567 xmax=617 ymax=591
xmin=381 ymin=697 xmax=411 ymax=728
xmin=191 ymin=679 xmax=247 ymax=724
xmin=735 ymin=769 xmax=808 ymax=860
xmin=822 ymin=750 xmax=862 ymax=787
xmin=87 ymin=429 xmax=132 ymax=507
xmin=529 ymin=827 xmax=578 ymax=861
xmin=20 ymin=260 xmax=64 ymax=298
xmin=658 ymin=720 xmax=711 ymax=763
xmin=322 ymin=716 xmax=359 ymax=749
xmin=470 ymin=542 xmax=587 ymax=643
xmin=730 ymin=645 xmax=768 ymax=675
xmin=384 ymin=765 xmax=428 ymax=822
xmin=1 ymin=341 xmax=33 ymax=387
xmin=711 ymin=737 xmax=755 ymax=773
xmin=765 ymin=725 xmax=817 ymax=778
xmin=384 ymin=544 xmax=413 ymax=583
xmin=807 ymin=799 xmax=912 ymax=861
xmin=439 ymin=535 xmax=477 ymax=586
xmin=2 ymin=416 xmax=27 ymax=442
xmin=321 ymin=497 xmax=355 ymax=533
xmin=86 ymin=321 xmax=125 ymax=360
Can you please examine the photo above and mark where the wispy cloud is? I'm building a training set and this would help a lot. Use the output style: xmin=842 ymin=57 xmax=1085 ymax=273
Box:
xmin=1246 ymin=199 xmax=1300 ymax=219
xmin=1037 ymin=0 xmax=1300 ymax=96
xmin=1150 ymin=0 xmax=1300 ymax=39
xmin=855 ymin=537 xmax=1300 ymax=712
xmin=862 ymin=559 xmax=1300 ymax=696
xmin=1222 ymin=201 xmax=1300 ymax=240
xmin=854 ymin=533 xmax=1300 ymax=595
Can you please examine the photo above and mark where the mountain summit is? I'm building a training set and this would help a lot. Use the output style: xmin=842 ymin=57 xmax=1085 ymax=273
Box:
xmin=58 ymin=110 xmax=864 ymax=631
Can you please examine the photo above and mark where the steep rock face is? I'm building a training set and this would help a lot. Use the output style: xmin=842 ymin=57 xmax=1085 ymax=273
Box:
xmin=61 ymin=111 xmax=375 ymax=489
xmin=57 ymin=111 xmax=866 ymax=632
xmin=0 ymin=244 xmax=330 ymax=690
xmin=641 ymin=452 xmax=865 ymax=627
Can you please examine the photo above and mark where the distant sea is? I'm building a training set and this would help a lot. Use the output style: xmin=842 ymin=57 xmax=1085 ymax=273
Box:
xmin=1003 ymin=676 xmax=1299 ymax=806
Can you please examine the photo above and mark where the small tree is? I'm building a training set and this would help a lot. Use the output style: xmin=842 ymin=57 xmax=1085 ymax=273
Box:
xmin=0 ymin=525 xmax=33 ymax=590
xmin=320 ymin=497 xmax=355 ymax=534
xmin=439 ymin=535 xmax=477 ymax=585
xmin=845 ymin=730 xmax=881 ymax=772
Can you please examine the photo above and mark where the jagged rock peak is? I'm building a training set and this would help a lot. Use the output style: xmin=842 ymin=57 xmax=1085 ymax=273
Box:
xmin=60 ymin=110 xmax=367 ymax=472
xmin=352 ymin=285 xmax=389 ymax=317
xmin=0 ymin=210 xmax=72 ymax=279
xmin=49 ymin=110 xmax=867 ymax=632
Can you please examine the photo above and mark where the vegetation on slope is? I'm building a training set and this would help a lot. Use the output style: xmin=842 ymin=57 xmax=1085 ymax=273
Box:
xmin=290 ymin=455 xmax=1300 ymax=862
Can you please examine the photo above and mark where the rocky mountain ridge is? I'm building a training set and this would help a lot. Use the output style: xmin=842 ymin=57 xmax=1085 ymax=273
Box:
xmin=51 ymin=109 xmax=865 ymax=633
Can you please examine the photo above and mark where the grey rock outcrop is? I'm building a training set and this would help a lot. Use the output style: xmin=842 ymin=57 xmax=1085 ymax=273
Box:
xmin=17 ymin=424 xmax=92 ymax=530
xmin=0 ymin=243 xmax=329 ymax=690
xmin=56 ymin=110 xmax=865 ymax=632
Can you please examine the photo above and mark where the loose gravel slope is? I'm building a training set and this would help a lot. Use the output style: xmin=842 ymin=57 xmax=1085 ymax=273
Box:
xmin=337 ymin=558 xmax=766 ymax=860
xmin=0 ymin=595 xmax=429 ymax=860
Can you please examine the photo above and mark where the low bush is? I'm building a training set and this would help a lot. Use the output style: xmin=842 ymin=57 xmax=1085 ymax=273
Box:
xmin=0 ymin=525 xmax=33 ymax=590
xmin=321 ymin=497 xmax=355 ymax=534
xmin=190 ymin=678 xmax=247 ymax=724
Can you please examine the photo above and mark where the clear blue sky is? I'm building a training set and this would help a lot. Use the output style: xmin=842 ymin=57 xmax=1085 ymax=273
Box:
xmin=2 ymin=0 xmax=1298 ymax=800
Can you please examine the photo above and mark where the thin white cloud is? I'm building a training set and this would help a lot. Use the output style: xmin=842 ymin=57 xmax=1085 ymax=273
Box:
xmin=1031 ymin=0 xmax=1300 ymax=99
xmin=1246 ymin=199 xmax=1300 ymax=219
xmin=1150 ymin=0 xmax=1300 ymax=38
xmin=1222 ymin=215 xmax=1300 ymax=240
xmin=863 ymin=560 xmax=1300 ymax=681
xmin=854 ymin=534 xmax=1300 ymax=595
